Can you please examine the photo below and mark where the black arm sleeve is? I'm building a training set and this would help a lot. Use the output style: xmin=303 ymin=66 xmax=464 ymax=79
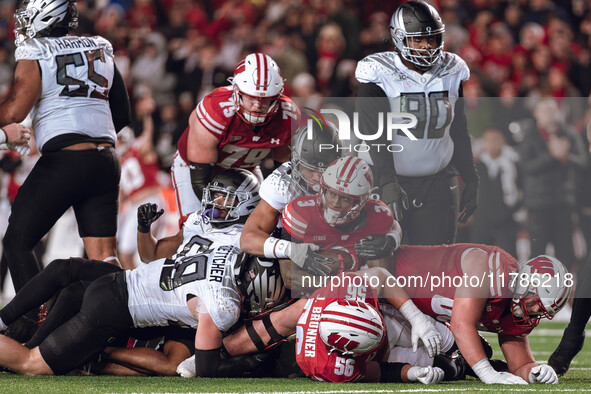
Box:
xmin=449 ymin=83 xmax=478 ymax=183
xmin=356 ymin=82 xmax=398 ymax=190
xmin=380 ymin=362 xmax=407 ymax=383
xmin=109 ymin=65 xmax=132 ymax=132
xmin=195 ymin=348 xmax=221 ymax=377
xmin=189 ymin=161 xmax=214 ymax=200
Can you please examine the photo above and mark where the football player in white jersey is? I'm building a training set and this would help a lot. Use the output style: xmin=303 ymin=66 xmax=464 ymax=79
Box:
xmin=239 ymin=121 xmax=341 ymax=259
xmin=0 ymin=169 xmax=263 ymax=376
xmin=355 ymin=0 xmax=478 ymax=245
xmin=0 ymin=0 xmax=131 ymax=295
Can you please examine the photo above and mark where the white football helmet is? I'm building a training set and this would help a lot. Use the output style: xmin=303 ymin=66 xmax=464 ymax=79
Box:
xmin=201 ymin=168 xmax=260 ymax=225
xmin=510 ymin=255 xmax=571 ymax=326
xmin=390 ymin=0 xmax=445 ymax=71
xmin=14 ymin=0 xmax=78 ymax=46
xmin=318 ymin=156 xmax=373 ymax=225
xmin=319 ymin=299 xmax=384 ymax=356
xmin=230 ymin=53 xmax=284 ymax=125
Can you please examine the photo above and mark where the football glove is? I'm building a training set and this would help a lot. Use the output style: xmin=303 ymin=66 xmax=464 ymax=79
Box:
xmin=288 ymin=243 xmax=334 ymax=276
xmin=459 ymin=180 xmax=479 ymax=223
xmin=399 ymin=300 xmax=442 ymax=357
xmin=407 ymin=366 xmax=445 ymax=384
xmin=137 ymin=203 xmax=164 ymax=233
xmin=529 ymin=364 xmax=558 ymax=384
xmin=0 ymin=142 xmax=31 ymax=156
xmin=472 ymin=358 xmax=527 ymax=384
xmin=380 ymin=181 xmax=408 ymax=222
xmin=177 ymin=355 xmax=196 ymax=378
xmin=355 ymin=233 xmax=399 ymax=259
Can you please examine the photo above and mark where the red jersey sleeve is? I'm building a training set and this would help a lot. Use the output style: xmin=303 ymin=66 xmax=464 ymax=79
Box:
xmin=195 ymin=87 xmax=233 ymax=137
xmin=281 ymin=197 xmax=315 ymax=242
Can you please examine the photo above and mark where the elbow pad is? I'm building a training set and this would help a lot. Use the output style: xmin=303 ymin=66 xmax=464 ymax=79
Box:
xmin=195 ymin=347 xmax=221 ymax=377
xmin=189 ymin=161 xmax=214 ymax=200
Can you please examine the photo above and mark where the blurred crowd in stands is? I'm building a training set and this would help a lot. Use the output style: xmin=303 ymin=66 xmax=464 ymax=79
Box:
xmin=0 ymin=0 xmax=591 ymax=296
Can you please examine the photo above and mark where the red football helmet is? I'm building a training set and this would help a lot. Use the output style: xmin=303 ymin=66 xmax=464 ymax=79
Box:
xmin=318 ymin=299 xmax=385 ymax=356
xmin=318 ymin=156 xmax=374 ymax=225
xmin=511 ymin=255 xmax=571 ymax=326
xmin=231 ymin=53 xmax=284 ymax=126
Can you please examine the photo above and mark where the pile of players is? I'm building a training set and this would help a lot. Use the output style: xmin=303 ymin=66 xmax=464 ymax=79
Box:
xmin=0 ymin=0 xmax=572 ymax=386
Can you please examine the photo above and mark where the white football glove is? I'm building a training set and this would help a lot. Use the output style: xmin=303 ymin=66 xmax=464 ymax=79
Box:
xmin=407 ymin=366 xmax=444 ymax=384
xmin=288 ymin=242 xmax=318 ymax=268
xmin=0 ymin=142 xmax=31 ymax=156
xmin=399 ymin=300 xmax=442 ymax=357
xmin=529 ymin=364 xmax=558 ymax=384
xmin=176 ymin=355 xmax=196 ymax=378
xmin=472 ymin=358 xmax=528 ymax=384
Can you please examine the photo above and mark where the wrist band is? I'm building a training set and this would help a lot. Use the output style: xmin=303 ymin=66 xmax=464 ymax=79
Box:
xmin=0 ymin=128 xmax=7 ymax=144
xmin=263 ymin=237 xmax=290 ymax=259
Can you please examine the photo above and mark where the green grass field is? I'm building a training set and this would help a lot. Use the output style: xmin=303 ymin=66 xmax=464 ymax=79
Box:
xmin=0 ymin=321 xmax=590 ymax=393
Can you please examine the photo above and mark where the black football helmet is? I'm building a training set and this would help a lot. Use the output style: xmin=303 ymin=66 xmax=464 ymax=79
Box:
xmin=292 ymin=120 xmax=342 ymax=196
xmin=201 ymin=168 xmax=260 ymax=225
xmin=390 ymin=0 xmax=445 ymax=70
xmin=235 ymin=256 xmax=287 ymax=317
xmin=14 ymin=0 xmax=78 ymax=46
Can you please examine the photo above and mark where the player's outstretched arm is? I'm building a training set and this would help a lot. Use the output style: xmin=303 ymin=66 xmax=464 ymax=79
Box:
xmin=451 ymin=250 xmax=526 ymax=384
xmin=186 ymin=111 xmax=220 ymax=199
xmin=240 ymin=199 xmax=282 ymax=256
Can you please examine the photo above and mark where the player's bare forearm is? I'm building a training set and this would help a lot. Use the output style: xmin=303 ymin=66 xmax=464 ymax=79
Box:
xmin=138 ymin=231 xmax=182 ymax=263
xmin=102 ymin=346 xmax=180 ymax=376
xmin=240 ymin=200 xmax=281 ymax=256
xmin=0 ymin=60 xmax=40 ymax=126
xmin=499 ymin=334 xmax=536 ymax=380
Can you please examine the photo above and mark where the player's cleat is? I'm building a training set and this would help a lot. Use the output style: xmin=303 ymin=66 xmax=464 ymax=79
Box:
xmin=548 ymin=329 xmax=585 ymax=376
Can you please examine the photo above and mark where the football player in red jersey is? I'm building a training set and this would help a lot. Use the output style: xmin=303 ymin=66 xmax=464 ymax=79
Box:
xmin=278 ymin=156 xmax=401 ymax=286
xmin=393 ymin=244 xmax=571 ymax=384
xmin=171 ymin=53 xmax=300 ymax=222
xmin=295 ymin=270 xmax=451 ymax=384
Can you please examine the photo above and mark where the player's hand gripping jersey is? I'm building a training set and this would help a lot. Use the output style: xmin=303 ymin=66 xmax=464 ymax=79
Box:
xmin=296 ymin=273 xmax=386 ymax=382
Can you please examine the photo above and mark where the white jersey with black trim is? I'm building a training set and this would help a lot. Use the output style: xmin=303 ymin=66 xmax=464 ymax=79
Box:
xmin=355 ymin=51 xmax=469 ymax=177
xmin=15 ymin=36 xmax=116 ymax=152
xmin=259 ymin=161 xmax=296 ymax=211
xmin=125 ymin=211 xmax=244 ymax=331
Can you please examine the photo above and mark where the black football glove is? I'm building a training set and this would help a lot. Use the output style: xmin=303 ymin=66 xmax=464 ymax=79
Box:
xmin=380 ymin=181 xmax=409 ymax=222
xmin=137 ymin=203 xmax=164 ymax=233
xmin=458 ymin=181 xmax=479 ymax=224
xmin=289 ymin=243 xmax=335 ymax=276
xmin=355 ymin=234 xmax=398 ymax=259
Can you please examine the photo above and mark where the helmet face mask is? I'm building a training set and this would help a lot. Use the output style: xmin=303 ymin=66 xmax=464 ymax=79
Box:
xmin=235 ymin=256 xmax=286 ymax=317
xmin=510 ymin=255 xmax=571 ymax=326
xmin=318 ymin=156 xmax=373 ymax=226
xmin=201 ymin=169 xmax=260 ymax=226
xmin=230 ymin=53 xmax=284 ymax=126
xmin=390 ymin=0 xmax=445 ymax=71
xmin=14 ymin=0 xmax=78 ymax=46
xmin=292 ymin=120 xmax=342 ymax=196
